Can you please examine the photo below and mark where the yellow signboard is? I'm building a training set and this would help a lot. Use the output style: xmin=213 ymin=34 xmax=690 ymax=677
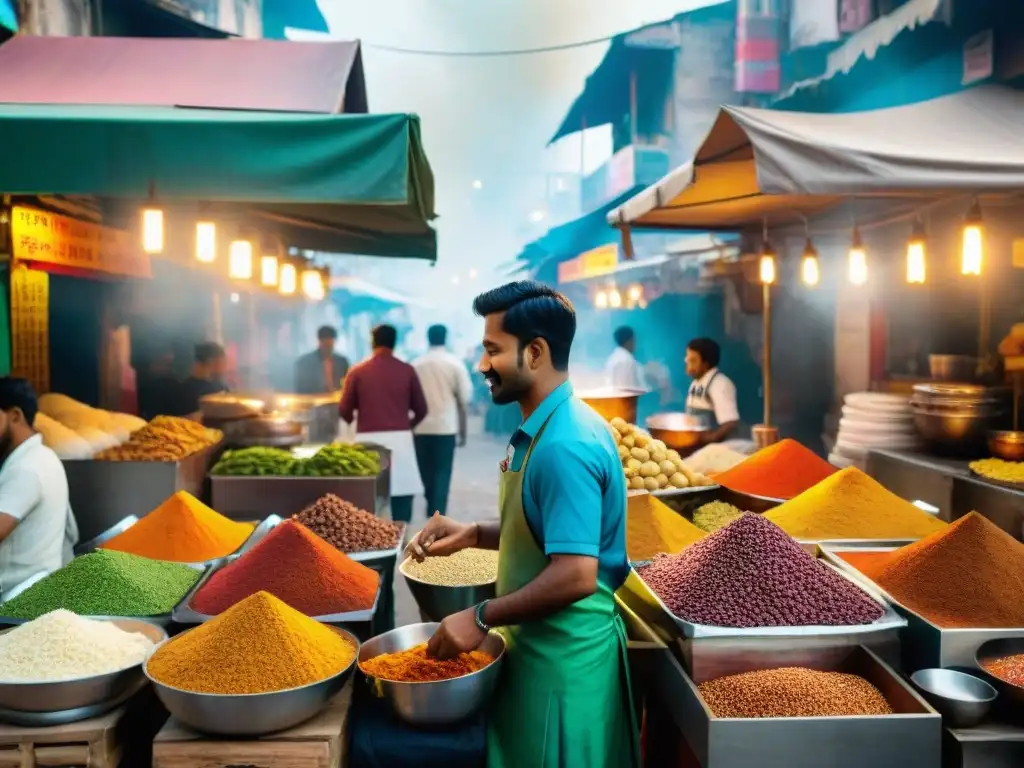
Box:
xmin=579 ymin=243 xmax=619 ymax=277
xmin=11 ymin=206 xmax=152 ymax=279
xmin=10 ymin=266 xmax=50 ymax=395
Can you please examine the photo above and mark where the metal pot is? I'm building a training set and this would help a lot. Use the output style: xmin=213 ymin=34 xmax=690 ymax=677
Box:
xmin=645 ymin=412 xmax=708 ymax=453
xmin=988 ymin=430 xmax=1024 ymax=462
xmin=577 ymin=388 xmax=645 ymax=425
xmin=929 ymin=355 xmax=980 ymax=383
xmin=911 ymin=406 xmax=1005 ymax=456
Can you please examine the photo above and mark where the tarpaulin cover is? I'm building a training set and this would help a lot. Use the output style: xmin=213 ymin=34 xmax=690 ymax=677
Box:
xmin=609 ymin=85 xmax=1024 ymax=230
xmin=330 ymin=275 xmax=432 ymax=313
xmin=0 ymin=104 xmax=436 ymax=260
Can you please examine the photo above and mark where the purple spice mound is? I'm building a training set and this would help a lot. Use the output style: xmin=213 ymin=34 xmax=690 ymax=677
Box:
xmin=637 ymin=513 xmax=884 ymax=628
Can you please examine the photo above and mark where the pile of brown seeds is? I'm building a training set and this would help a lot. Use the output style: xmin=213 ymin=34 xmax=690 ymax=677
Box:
xmin=698 ymin=667 xmax=893 ymax=718
xmin=983 ymin=653 xmax=1024 ymax=687
xmin=293 ymin=494 xmax=401 ymax=553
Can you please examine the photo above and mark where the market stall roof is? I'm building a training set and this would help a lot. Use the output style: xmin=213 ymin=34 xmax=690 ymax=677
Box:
xmin=0 ymin=35 xmax=367 ymax=114
xmin=0 ymin=104 xmax=436 ymax=260
xmin=608 ymin=86 xmax=1024 ymax=231
xmin=330 ymin=275 xmax=432 ymax=312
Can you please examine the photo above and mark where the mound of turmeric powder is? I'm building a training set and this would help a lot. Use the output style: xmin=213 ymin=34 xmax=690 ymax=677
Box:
xmin=627 ymin=494 xmax=705 ymax=561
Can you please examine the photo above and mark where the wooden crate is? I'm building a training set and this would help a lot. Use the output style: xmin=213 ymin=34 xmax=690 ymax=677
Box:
xmin=153 ymin=681 xmax=353 ymax=768
xmin=0 ymin=707 xmax=126 ymax=768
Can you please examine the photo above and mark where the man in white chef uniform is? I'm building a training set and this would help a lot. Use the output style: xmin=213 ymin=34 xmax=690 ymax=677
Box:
xmin=338 ymin=325 xmax=428 ymax=524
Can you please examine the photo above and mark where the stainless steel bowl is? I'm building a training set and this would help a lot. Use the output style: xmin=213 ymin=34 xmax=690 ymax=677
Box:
xmin=910 ymin=668 xmax=996 ymax=728
xmin=399 ymin=557 xmax=496 ymax=622
xmin=0 ymin=619 xmax=166 ymax=713
xmin=577 ymin=388 xmax=645 ymax=425
xmin=645 ymin=412 xmax=708 ymax=453
xmin=358 ymin=622 xmax=504 ymax=726
xmin=144 ymin=625 xmax=358 ymax=735
xmin=929 ymin=355 xmax=980 ymax=383
xmin=977 ymin=638 xmax=1024 ymax=709
xmin=911 ymin=406 xmax=1005 ymax=455
xmin=988 ymin=430 xmax=1024 ymax=462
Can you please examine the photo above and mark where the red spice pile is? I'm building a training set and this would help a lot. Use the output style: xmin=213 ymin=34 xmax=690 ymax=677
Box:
xmin=715 ymin=439 xmax=837 ymax=500
xmin=191 ymin=520 xmax=379 ymax=617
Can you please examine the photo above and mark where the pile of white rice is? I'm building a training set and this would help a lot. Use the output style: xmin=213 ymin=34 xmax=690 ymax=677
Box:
xmin=0 ymin=609 xmax=154 ymax=682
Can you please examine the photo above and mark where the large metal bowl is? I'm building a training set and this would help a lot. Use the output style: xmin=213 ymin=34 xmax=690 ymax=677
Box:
xmin=645 ymin=412 xmax=708 ymax=453
xmin=357 ymin=622 xmax=504 ymax=726
xmin=910 ymin=668 xmax=996 ymax=728
xmin=0 ymin=619 xmax=166 ymax=713
xmin=988 ymin=430 xmax=1024 ymax=462
xmin=577 ymin=388 xmax=645 ymax=425
xmin=929 ymin=355 xmax=980 ymax=383
xmin=143 ymin=625 xmax=358 ymax=735
xmin=976 ymin=637 xmax=1024 ymax=708
xmin=399 ymin=557 xmax=496 ymax=622
xmin=911 ymin=406 xmax=1005 ymax=455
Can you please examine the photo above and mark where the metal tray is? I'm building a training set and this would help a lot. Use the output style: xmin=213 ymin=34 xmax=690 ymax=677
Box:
xmin=0 ymin=562 xmax=208 ymax=628
xmin=75 ymin=515 xmax=275 ymax=568
xmin=654 ymin=645 xmax=941 ymax=768
xmin=0 ymin=674 xmax=147 ymax=727
xmin=172 ymin=555 xmax=382 ymax=626
xmin=238 ymin=515 xmax=406 ymax=564
xmin=650 ymin=484 xmax=721 ymax=499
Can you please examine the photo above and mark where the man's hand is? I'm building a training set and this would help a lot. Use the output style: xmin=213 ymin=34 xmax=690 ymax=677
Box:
xmin=457 ymin=432 xmax=467 ymax=448
xmin=426 ymin=607 xmax=486 ymax=660
xmin=405 ymin=512 xmax=478 ymax=561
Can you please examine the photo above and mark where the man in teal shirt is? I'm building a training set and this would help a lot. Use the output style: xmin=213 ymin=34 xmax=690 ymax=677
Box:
xmin=407 ymin=281 xmax=638 ymax=768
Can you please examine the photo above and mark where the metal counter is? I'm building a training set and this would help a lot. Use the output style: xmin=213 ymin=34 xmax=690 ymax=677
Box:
xmin=946 ymin=723 xmax=1024 ymax=768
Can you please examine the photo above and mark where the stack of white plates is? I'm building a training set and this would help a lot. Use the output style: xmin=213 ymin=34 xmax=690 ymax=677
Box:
xmin=830 ymin=392 xmax=921 ymax=470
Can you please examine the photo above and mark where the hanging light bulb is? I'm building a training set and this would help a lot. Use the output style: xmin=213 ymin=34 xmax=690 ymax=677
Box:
xmin=594 ymin=289 xmax=608 ymax=309
xmin=141 ymin=207 xmax=164 ymax=254
xmin=906 ymin=220 xmax=927 ymax=285
xmin=961 ymin=201 xmax=984 ymax=276
xmin=758 ymin=241 xmax=777 ymax=285
xmin=195 ymin=222 xmax=216 ymax=264
xmin=628 ymin=283 xmax=643 ymax=303
xmin=260 ymin=254 xmax=279 ymax=287
xmin=800 ymin=239 xmax=820 ymax=286
xmin=608 ymin=287 xmax=622 ymax=308
xmin=228 ymin=239 xmax=253 ymax=280
xmin=279 ymin=263 xmax=297 ymax=296
xmin=848 ymin=227 xmax=867 ymax=286
xmin=301 ymin=267 xmax=323 ymax=300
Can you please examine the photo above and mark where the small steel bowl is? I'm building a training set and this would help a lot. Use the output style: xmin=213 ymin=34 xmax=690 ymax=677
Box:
xmin=0 ymin=619 xmax=166 ymax=713
xmin=988 ymin=431 xmax=1024 ymax=462
xmin=358 ymin=622 xmax=504 ymax=726
xmin=399 ymin=557 xmax=496 ymax=622
xmin=645 ymin=412 xmax=709 ymax=453
xmin=977 ymin=638 xmax=1024 ymax=709
xmin=910 ymin=668 xmax=996 ymax=728
xmin=144 ymin=625 xmax=358 ymax=735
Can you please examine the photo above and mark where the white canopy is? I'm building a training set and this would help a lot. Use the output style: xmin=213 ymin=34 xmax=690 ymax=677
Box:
xmin=609 ymin=86 xmax=1024 ymax=231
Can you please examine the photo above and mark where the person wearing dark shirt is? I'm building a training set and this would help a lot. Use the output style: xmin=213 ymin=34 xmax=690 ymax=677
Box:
xmin=295 ymin=326 xmax=350 ymax=395
xmin=176 ymin=342 xmax=230 ymax=417
xmin=339 ymin=325 xmax=428 ymax=524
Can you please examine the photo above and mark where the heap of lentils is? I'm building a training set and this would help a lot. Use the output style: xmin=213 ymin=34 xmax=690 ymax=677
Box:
xmin=0 ymin=551 xmax=200 ymax=620
xmin=403 ymin=547 xmax=499 ymax=587
xmin=692 ymin=501 xmax=746 ymax=533
xmin=637 ymin=513 xmax=883 ymax=628
xmin=294 ymin=494 xmax=401 ymax=553
xmin=699 ymin=668 xmax=892 ymax=718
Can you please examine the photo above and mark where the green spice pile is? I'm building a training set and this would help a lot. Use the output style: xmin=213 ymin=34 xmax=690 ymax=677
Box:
xmin=211 ymin=444 xmax=381 ymax=477
xmin=0 ymin=551 xmax=200 ymax=620
xmin=692 ymin=501 xmax=746 ymax=533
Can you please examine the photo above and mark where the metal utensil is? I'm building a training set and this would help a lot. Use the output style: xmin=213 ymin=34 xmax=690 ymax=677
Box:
xmin=929 ymin=355 xmax=980 ymax=383
xmin=910 ymin=668 xmax=996 ymax=728
xmin=911 ymin=407 xmax=1005 ymax=455
xmin=976 ymin=637 xmax=1024 ymax=710
xmin=144 ymin=626 xmax=358 ymax=735
xmin=987 ymin=430 xmax=1024 ymax=462
xmin=577 ymin=388 xmax=645 ymax=425
xmin=645 ymin=412 xmax=708 ymax=453
xmin=399 ymin=557 xmax=496 ymax=622
xmin=357 ymin=622 xmax=505 ymax=726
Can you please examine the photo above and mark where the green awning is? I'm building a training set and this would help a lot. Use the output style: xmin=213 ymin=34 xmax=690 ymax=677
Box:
xmin=0 ymin=104 xmax=436 ymax=260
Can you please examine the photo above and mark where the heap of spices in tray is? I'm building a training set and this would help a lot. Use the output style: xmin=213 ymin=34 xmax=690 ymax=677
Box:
xmin=0 ymin=551 xmax=200 ymax=620
xmin=698 ymin=668 xmax=892 ymax=718
xmin=691 ymin=501 xmax=746 ymax=533
xmin=970 ymin=458 xmax=1024 ymax=485
xmin=294 ymin=494 xmax=401 ymax=553
xmin=854 ymin=512 xmax=1024 ymax=628
xmin=403 ymin=547 xmax=499 ymax=586
xmin=101 ymin=491 xmax=254 ymax=562
xmin=360 ymin=642 xmax=495 ymax=682
xmin=837 ymin=551 xmax=895 ymax=576
xmin=637 ymin=513 xmax=883 ymax=628
xmin=0 ymin=610 xmax=155 ymax=682
xmin=982 ymin=653 xmax=1024 ymax=687
xmin=191 ymin=519 xmax=379 ymax=616
xmin=626 ymin=494 xmax=705 ymax=561
xmin=763 ymin=468 xmax=946 ymax=540
xmin=95 ymin=415 xmax=221 ymax=461
xmin=148 ymin=591 xmax=357 ymax=694
xmin=715 ymin=439 xmax=837 ymax=500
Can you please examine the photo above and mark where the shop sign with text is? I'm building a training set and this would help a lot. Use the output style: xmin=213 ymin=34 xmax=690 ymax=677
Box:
xmin=11 ymin=266 xmax=49 ymax=394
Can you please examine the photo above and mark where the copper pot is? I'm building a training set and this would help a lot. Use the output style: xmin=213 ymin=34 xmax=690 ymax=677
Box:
xmin=645 ymin=412 xmax=708 ymax=453
xmin=988 ymin=430 xmax=1024 ymax=462
xmin=578 ymin=388 xmax=645 ymax=425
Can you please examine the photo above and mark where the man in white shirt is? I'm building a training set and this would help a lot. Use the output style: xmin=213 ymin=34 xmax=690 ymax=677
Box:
xmin=412 ymin=325 xmax=473 ymax=516
xmin=0 ymin=378 xmax=78 ymax=597
xmin=605 ymin=326 xmax=646 ymax=390
xmin=685 ymin=338 xmax=741 ymax=445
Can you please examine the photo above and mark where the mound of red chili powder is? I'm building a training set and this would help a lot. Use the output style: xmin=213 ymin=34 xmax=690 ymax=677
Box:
xmin=715 ymin=439 xmax=837 ymax=500
xmin=191 ymin=520 xmax=379 ymax=617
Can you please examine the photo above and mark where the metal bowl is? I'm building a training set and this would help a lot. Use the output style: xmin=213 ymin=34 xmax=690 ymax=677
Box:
xmin=577 ymin=388 xmax=645 ymax=425
xmin=910 ymin=668 xmax=996 ymax=728
xmin=0 ymin=619 xmax=166 ymax=713
xmin=399 ymin=557 xmax=496 ymax=622
xmin=144 ymin=625 xmax=358 ymax=735
xmin=357 ymin=622 xmax=504 ymax=726
xmin=645 ymin=412 xmax=708 ymax=453
xmin=911 ymin=407 xmax=1004 ymax=455
xmin=988 ymin=431 xmax=1024 ymax=462
xmin=929 ymin=355 xmax=980 ymax=383
xmin=976 ymin=638 xmax=1024 ymax=709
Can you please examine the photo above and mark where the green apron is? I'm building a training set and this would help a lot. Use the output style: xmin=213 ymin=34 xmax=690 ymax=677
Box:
xmin=486 ymin=405 xmax=640 ymax=768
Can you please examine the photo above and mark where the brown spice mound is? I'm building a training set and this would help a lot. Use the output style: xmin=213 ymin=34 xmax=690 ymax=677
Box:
xmin=699 ymin=667 xmax=892 ymax=718
xmin=359 ymin=643 xmax=494 ymax=683
xmin=862 ymin=512 xmax=1024 ymax=629
xmin=294 ymin=494 xmax=401 ymax=553
xmin=983 ymin=654 xmax=1024 ymax=687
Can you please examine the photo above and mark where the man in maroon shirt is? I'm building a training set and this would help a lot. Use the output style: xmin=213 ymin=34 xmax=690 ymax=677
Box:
xmin=339 ymin=325 xmax=428 ymax=523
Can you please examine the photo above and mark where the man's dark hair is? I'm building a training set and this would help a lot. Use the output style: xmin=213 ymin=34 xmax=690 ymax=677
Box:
xmin=613 ymin=326 xmax=635 ymax=347
xmin=372 ymin=324 xmax=398 ymax=350
xmin=317 ymin=326 xmax=338 ymax=342
xmin=195 ymin=342 xmax=226 ymax=365
xmin=472 ymin=280 xmax=575 ymax=371
xmin=0 ymin=377 xmax=38 ymax=426
xmin=687 ymin=337 xmax=721 ymax=369
xmin=427 ymin=324 xmax=447 ymax=347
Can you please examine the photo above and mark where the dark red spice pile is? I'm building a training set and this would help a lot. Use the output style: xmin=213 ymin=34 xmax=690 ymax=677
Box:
xmin=637 ymin=513 xmax=884 ymax=628
xmin=191 ymin=519 xmax=379 ymax=617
